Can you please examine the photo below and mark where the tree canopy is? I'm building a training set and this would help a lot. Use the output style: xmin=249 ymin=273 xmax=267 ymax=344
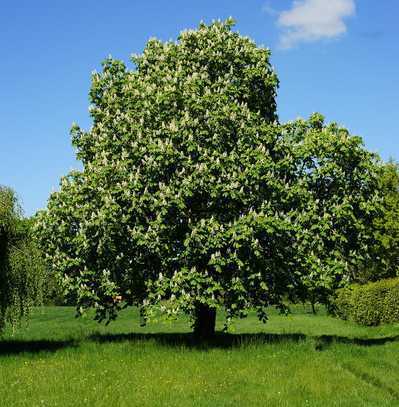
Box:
xmin=35 ymin=19 xmax=384 ymax=338
xmin=281 ymin=115 xmax=382 ymax=307
xmin=367 ymin=160 xmax=399 ymax=281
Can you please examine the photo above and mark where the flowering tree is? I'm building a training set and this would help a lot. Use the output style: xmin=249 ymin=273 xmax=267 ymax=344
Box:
xmin=282 ymin=114 xmax=382 ymax=310
xmin=35 ymin=20 xmax=382 ymax=338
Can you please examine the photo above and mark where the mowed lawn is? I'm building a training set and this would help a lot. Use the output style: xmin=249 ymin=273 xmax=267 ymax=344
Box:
xmin=1 ymin=306 xmax=399 ymax=407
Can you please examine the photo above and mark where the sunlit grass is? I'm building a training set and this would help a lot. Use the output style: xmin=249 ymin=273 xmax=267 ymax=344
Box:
xmin=1 ymin=306 xmax=399 ymax=406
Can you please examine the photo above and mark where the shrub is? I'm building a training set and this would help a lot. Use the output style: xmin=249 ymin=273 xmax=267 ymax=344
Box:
xmin=331 ymin=287 xmax=353 ymax=321
xmin=332 ymin=278 xmax=399 ymax=325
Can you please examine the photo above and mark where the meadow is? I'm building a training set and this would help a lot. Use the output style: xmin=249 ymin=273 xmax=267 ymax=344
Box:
xmin=1 ymin=306 xmax=399 ymax=407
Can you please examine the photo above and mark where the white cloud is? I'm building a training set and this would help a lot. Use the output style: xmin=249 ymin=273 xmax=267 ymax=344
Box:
xmin=273 ymin=0 xmax=355 ymax=49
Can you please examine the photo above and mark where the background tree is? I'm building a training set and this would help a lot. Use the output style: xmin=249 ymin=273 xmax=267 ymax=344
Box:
xmin=35 ymin=20 xmax=383 ymax=338
xmin=283 ymin=114 xmax=382 ymax=310
xmin=0 ymin=187 xmax=44 ymax=332
xmin=365 ymin=160 xmax=399 ymax=282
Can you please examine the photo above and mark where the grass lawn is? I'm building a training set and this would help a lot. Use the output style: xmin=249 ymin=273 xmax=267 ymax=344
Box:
xmin=1 ymin=306 xmax=399 ymax=406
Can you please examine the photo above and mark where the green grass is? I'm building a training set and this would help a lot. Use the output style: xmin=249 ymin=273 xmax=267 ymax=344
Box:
xmin=1 ymin=306 xmax=399 ymax=406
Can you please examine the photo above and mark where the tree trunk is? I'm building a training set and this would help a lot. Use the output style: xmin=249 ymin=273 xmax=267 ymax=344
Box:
xmin=193 ymin=303 xmax=216 ymax=340
xmin=311 ymin=301 xmax=316 ymax=315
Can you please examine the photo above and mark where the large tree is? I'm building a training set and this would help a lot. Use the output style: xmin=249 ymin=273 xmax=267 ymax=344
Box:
xmin=0 ymin=187 xmax=44 ymax=332
xmin=35 ymin=20 xmax=382 ymax=338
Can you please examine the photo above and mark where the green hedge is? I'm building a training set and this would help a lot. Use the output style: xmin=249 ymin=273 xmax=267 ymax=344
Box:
xmin=332 ymin=278 xmax=399 ymax=326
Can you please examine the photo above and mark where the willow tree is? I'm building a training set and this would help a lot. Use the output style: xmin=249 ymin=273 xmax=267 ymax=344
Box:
xmin=0 ymin=187 xmax=44 ymax=332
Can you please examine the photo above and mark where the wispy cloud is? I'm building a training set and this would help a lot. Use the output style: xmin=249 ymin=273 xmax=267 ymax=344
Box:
xmin=262 ymin=2 xmax=279 ymax=17
xmin=265 ymin=0 xmax=356 ymax=49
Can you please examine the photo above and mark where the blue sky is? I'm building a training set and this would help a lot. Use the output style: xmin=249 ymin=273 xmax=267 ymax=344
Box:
xmin=1 ymin=0 xmax=398 ymax=216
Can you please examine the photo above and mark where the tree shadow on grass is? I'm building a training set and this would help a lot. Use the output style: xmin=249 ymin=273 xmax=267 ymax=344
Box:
xmin=88 ymin=331 xmax=399 ymax=350
xmin=0 ymin=339 xmax=76 ymax=356
xmin=1 ymin=332 xmax=399 ymax=355
xmin=313 ymin=334 xmax=399 ymax=351
xmin=88 ymin=332 xmax=307 ymax=349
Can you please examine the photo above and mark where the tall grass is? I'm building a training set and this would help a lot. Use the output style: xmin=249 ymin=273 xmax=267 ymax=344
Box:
xmin=1 ymin=306 xmax=398 ymax=406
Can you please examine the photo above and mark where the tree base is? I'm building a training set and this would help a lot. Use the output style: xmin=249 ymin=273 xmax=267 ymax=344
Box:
xmin=193 ymin=303 xmax=216 ymax=340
